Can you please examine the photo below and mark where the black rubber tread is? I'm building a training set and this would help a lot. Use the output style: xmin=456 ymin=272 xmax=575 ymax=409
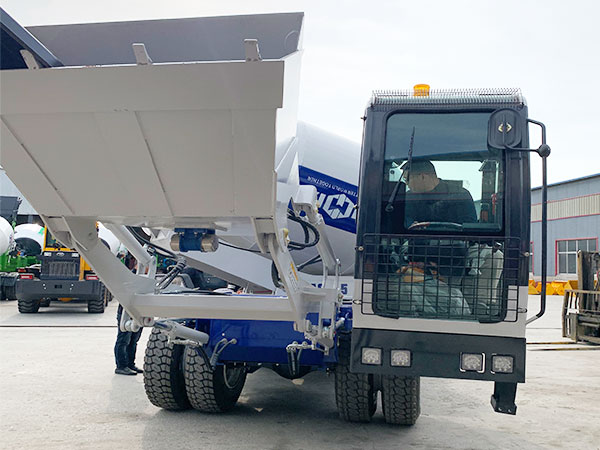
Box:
xmin=143 ymin=328 xmax=191 ymax=410
xmin=86 ymin=284 xmax=106 ymax=313
xmin=183 ymin=345 xmax=247 ymax=413
xmin=334 ymin=339 xmax=377 ymax=423
xmin=381 ymin=375 xmax=421 ymax=425
xmin=39 ymin=299 xmax=51 ymax=307
xmin=87 ymin=297 xmax=105 ymax=313
xmin=17 ymin=298 xmax=40 ymax=313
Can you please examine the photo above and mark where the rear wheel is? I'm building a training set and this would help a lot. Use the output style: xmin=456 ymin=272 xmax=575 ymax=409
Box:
xmin=381 ymin=375 xmax=420 ymax=425
xmin=143 ymin=328 xmax=191 ymax=410
xmin=334 ymin=339 xmax=377 ymax=422
xmin=87 ymin=297 xmax=105 ymax=313
xmin=18 ymin=298 xmax=40 ymax=313
xmin=39 ymin=298 xmax=51 ymax=307
xmin=183 ymin=346 xmax=246 ymax=412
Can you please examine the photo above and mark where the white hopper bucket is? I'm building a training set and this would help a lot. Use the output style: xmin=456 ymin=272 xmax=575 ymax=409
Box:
xmin=0 ymin=12 xmax=344 ymax=335
xmin=0 ymin=12 xmax=305 ymax=230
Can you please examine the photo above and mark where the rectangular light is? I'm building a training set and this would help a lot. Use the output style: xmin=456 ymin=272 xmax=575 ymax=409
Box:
xmin=391 ymin=349 xmax=411 ymax=367
xmin=43 ymin=252 xmax=52 ymax=257
xmin=491 ymin=355 xmax=514 ymax=374
xmin=71 ymin=253 xmax=79 ymax=258
xmin=361 ymin=347 xmax=382 ymax=365
xmin=460 ymin=353 xmax=485 ymax=373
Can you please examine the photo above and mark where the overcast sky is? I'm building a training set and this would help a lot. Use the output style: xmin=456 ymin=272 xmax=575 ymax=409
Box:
xmin=2 ymin=0 xmax=599 ymax=186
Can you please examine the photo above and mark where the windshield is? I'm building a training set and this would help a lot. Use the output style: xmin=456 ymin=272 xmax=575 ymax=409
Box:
xmin=366 ymin=111 xmax=513 ymax=323
xmin=45 ymin=229 xmax=64 ymax=249
xmin=382 ymin=112 xmax=504 ymax=234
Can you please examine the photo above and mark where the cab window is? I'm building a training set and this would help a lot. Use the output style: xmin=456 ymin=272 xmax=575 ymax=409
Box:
xmin=382 ymin=112 xmax=504 ymax=233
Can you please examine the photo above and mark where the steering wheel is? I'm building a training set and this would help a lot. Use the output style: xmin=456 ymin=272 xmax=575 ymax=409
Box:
xmin=408 ymin=221 xmax=463 ymax=231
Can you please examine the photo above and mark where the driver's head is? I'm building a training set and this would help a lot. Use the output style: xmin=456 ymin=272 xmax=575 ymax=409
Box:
xmin=401 ymin=160 xmax=439 ymax=193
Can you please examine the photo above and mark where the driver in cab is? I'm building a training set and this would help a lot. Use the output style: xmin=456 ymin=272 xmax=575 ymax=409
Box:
xmin=401 ymin=159 xmax=477 ymax=228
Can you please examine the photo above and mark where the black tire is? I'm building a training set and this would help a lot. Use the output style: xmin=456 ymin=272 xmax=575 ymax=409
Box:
xmin=87 ymin=297 xmax=105 ymax=313
xmin=334 ymin=339 xmax=377 ymax=422
xmin=381 ymin=375 xmax=420 ymax=425
xmin=4 ymin=284 xmax=17 ymax=301
xmin=143 ymin=327 xmax=191 ymax=410
xmin=183 ymin=345 xmax=246 ymax=413
xmin=39 ymin=298 xmax=51 ymax=307
xmin=18 ymin=298 xmax=40 ymax=313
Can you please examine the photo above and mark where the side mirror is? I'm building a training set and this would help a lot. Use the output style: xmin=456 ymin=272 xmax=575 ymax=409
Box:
xmin=487 ymin=108 xmax=522 ymax=150
xmin=488 ymin=108 xmax=551 ymax=325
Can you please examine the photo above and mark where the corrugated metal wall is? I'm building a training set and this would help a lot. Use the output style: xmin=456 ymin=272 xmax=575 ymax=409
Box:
xmin=531 ymin=193 xmax=600 ymax=221
xmin=530 ymin=174 xmax=600 ymax=279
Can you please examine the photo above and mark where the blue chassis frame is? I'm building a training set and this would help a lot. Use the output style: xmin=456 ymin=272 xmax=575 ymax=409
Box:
xmin=182 ymin=305 xmax=353 ymax=369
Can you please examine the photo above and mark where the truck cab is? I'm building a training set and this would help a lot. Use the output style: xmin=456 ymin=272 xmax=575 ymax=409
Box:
xmin=345 ymin=86 xmax=547 ymax=423
xmin=16 ymin=227 xmax=109 ymax=313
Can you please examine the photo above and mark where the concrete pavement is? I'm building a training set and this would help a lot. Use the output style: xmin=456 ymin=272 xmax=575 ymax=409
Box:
xmin=0 ymin=296 xmax=598 ymax=450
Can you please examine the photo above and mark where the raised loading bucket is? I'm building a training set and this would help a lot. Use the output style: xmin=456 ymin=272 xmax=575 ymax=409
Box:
xmin=0 ymin=12 xmax=304 ymax=227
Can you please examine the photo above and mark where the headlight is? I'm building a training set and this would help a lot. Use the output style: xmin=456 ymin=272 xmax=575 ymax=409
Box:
xmin=491 ymin=355 xmax=514 ymax=374
xmin=361 ymin=347 xmax=382 ymax=365
xmin=460 ymin=353 xmax=485 ymax=373
xmin=390 ymin=349 xmax=411 ymax=367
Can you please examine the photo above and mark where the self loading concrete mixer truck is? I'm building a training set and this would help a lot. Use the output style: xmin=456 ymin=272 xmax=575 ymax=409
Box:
xmin=0 ymin=9 xmax=550 ymax=423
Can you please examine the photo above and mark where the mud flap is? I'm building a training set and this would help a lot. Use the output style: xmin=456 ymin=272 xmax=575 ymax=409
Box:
xmin=491 ymin=381 xmax=517 ymax=415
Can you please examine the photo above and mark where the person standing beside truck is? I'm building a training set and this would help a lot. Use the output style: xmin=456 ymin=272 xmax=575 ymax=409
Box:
xmin=114 ymin=253 xmax=143 ymax=376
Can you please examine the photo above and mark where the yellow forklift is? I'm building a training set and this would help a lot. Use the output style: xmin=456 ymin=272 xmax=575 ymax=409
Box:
xmin=16 ymin=227 xmax=111 ymax=313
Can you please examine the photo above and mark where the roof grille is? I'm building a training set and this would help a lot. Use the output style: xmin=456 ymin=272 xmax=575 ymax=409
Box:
xmin=371 ymin=88 xmax=524 ymax=108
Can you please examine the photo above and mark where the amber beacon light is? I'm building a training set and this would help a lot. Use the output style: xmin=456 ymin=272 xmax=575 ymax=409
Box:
xmin=413 ymin=83 xmax=430 ymax=96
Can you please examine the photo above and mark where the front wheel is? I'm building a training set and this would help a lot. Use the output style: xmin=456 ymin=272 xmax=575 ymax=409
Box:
xmin=183 ymin=346 xmax=246 ymax=413
xmin=334 ymin=339 xmax=377 ymax=422
xmin=381 ymin=375 xmax=420 ymax=425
